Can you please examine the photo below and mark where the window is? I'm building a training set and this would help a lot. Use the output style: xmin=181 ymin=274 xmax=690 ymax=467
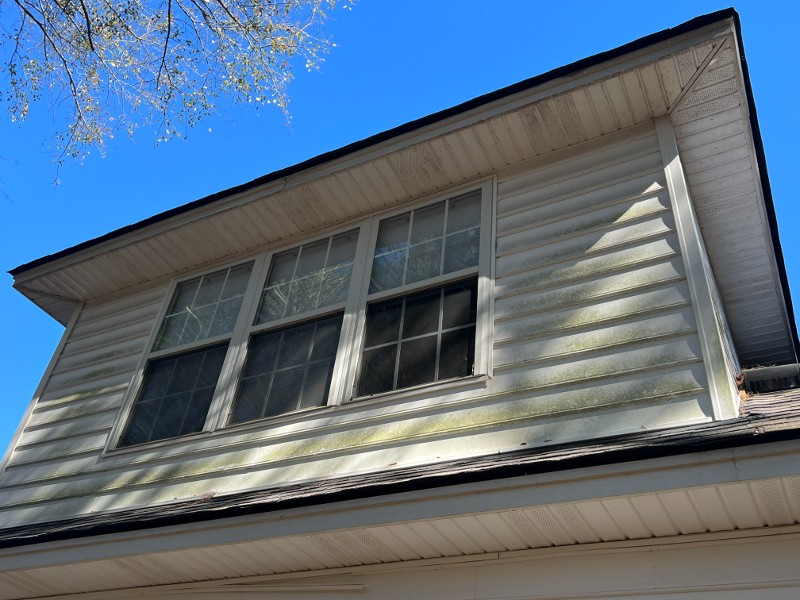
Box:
xmin=229 ymin=230 xmax=359 ymax=424
xmin=358 ymin=190 xmax=483 ymax=396
xmin=113 ymin=181 xmax=492 ymax=449
xmin=119 ymin=262 xmax=254 ymax=446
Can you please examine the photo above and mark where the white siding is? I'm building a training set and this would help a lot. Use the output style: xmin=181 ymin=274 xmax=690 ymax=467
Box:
xmin=492 ymin=123 xmax=712 ymax=421
xmin=0 ymin=126 xmax=723 ymax=529
xmin=0 ymin=286 xmax=165 ymax=498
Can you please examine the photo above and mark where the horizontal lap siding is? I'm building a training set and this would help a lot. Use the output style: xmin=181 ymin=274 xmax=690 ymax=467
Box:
xmin=0 ymin=126 xmax=717 ymax=528
xmin=0 ymin=287 xmax=165 ymax=498
xmin=493 ymin=124 xmax=710 ymax=421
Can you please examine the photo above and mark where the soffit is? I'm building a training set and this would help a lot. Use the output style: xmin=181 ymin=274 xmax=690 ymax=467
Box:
xmin=0 ymin=439 xmax=798 ymax=599
xmin=12 ymin=20 xmax=731 ymax=317
xmin=669 ymin=36 xmax=797 ymax=366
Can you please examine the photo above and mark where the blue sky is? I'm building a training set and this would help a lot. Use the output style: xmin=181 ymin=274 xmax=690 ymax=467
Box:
xmin=1 ymin=1 xmax=798 ymax=454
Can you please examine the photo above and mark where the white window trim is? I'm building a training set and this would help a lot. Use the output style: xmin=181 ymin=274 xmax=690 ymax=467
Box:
xmin=105 ymin=178 xmax=495 ymax=453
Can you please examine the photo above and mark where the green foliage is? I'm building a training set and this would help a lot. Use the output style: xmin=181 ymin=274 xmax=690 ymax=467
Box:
xmin=1 ymin=0 xmax=347 ymax=162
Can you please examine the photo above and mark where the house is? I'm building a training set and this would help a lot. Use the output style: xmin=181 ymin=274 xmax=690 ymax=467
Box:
xmin=2 ymin=8 xmax=800 ymax=599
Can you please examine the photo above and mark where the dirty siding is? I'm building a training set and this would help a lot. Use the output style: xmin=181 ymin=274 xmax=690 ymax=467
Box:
xmin=0 ymin=125 xmax=718 ymax=528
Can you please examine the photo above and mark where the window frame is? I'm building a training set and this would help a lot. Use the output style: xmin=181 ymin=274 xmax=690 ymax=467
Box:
xmin=342 ymin=179 xmax=495 ymax=403
xmin=106 ymin=178 xmax=494 ymax=452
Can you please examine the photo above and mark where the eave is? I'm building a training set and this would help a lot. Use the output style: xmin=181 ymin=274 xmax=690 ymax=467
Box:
xmin=9 ymin=8 xmax=796 ymax=366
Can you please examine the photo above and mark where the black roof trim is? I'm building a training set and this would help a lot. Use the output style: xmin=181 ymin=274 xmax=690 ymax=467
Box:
xmin=1 ymin=403 xmax=799 ymax=549
xmin=10 ymin=8 xmax=737 ymax=277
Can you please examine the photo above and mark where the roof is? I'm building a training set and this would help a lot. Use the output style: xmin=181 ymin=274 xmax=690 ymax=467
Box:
xmin=7 ymin=11 xmax=797 ymax=361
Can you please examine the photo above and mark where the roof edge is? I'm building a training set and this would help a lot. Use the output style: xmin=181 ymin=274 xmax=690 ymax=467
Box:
xmin=9 ymin=8 xmax=737 ymax=278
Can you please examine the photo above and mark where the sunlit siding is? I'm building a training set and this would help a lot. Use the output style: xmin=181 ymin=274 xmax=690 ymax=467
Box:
xmin=0 ymin=285 xmax=166 ymax=524
xmin=490 ymin=123 xmax=712 ymax=426
xmin=0 ymin=125 xmax=723 ymax=530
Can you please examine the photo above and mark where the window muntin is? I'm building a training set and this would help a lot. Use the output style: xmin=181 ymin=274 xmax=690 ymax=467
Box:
xmin=114 ymin=183 xmax=491 ymax=449
xmin=153 ymin=262 xmax=253 ymax=351
xmin=358 ymin=279 xmax=478 ymax=396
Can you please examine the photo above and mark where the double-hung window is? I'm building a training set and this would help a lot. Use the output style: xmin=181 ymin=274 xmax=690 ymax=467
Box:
xmin=114 ymin=181 xmax=493 ymax=449
xmin=357 ymin=190 xmax=484 ymax=396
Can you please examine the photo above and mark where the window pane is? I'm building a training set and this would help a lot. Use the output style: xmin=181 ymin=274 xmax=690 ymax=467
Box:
xmin=403 ymin=288 xmax=440 ymax=338
xmin=149 ymin=392 xmax=191 ymax=442
xmin=245 ymin=332 xmax=280 ymax=375
xmin=257 ymin=233 xmax=358 ymax=324
xmin=230 ymin=316 xmax=343 ymax=424
xmin=222 ymin=263 xmax=254 ymax=300
xmin=444 ymin=229 xmax=480 ymax=273
xmin=439 ymin=327 xmax=475 ymax=379
xmin=359 ymin=345 xmax=397 ymax=396
xmin=300 ymin=363 xmax=333 ymax=409
xmin=296 ymin=240 xmax=328 ymax=276
xmin=410 ymin=203 xmax=445 ymax=243
xmin=167 ymin=278 xmax=200 ymax=314
xmin=406 ymin=239 xmax=443 ymax=285
xmin=442 ymin=282 xmax=477 ymax=329
xmin=277 ymin=324 xmax=314 ymax=368
xmin=311 ymin=318 xmax=342 ymax=360
xmin=181 ymin=388 xmax=215 ymax=434
xmin=328 ymin=231 xmax=359 ymax=267
xmin=153 ymin=313 xmax=187 ymax=351
xmin=364 ymin=298 xmax=403 ymax=347
xmin=375 ymin=213 xmax=410 ymax=255
xmin=447 ymin=191 xmax=481 ymax=234
xmin=121 ymin=398 xmax=159 ymax=446
xmin=153 ymin=263 xmax=253 ymax=351
xmin=286 ymin=274 xmax=323 ymax=316
xmin=318 ymin=264 xmax=353 ymax=306
xmin=369 ymin=250 xmax=407 ymax=293
xmin=398 ymin=336 xmax=437 ymax=388
xmin=257 ymin=282 xmax=290 ymax=323
xmin=265 ymin=368 xmax=304 ymax=416
xmin=232 ymin=376 xmax=269 ymax=423
xmin=269 ymin=250 xmax=298 ymax=284
xmin=208 ymin=298 xmax=245 ymax=337
xmin=178 ymin=305 xmax=214 ymax=346
xmin=120 ymin=343 xmax=228 ymax=447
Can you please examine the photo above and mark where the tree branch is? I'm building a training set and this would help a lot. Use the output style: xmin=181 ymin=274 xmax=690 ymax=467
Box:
xmin=78 ymin=0 xmax=95 ymax=51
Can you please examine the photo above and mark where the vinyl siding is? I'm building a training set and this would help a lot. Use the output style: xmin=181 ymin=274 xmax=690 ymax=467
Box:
xmin=0 ymin=124 xmax=722 ymax=528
